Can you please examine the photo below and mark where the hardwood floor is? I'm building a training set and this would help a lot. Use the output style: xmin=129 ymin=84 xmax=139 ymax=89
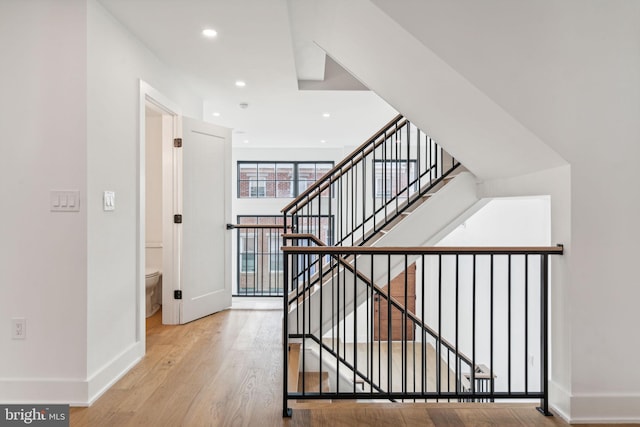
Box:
xmin=70 ymin=308 xmax=626 ymax=426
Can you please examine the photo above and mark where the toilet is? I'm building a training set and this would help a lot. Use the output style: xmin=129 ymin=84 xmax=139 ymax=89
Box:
xmin=145 ymin=268 xmax=162 ymax=317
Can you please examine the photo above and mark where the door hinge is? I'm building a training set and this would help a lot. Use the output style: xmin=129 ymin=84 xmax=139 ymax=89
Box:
xmin=174 ymin=290 xmax=182 ymax=300
xmin=173 ymin=138 xmax=182 ymax=148
xmin=174 ymin=214 xmax=182 ymax=224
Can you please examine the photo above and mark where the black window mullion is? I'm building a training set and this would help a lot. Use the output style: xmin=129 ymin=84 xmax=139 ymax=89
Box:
xmin=238 ymin=161 xmax=334 ymax=198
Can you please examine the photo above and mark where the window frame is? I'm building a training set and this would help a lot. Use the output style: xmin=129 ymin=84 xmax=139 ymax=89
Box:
xmin=237 ymin=161 xmax=334 ymax=199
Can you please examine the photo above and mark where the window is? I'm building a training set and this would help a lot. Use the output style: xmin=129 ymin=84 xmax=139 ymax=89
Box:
xmin=249 ymin=179 xmax=266 ymax=198
xmin=374 ymin=160 xmax=417 ymax=199
xmin=297 ymin=162 xmax=333 ymax=195
xmin=238 ymin=161 xmax=333 ymax=198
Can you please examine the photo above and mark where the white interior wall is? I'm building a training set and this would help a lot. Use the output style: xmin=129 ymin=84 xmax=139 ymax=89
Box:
xmin=0 ymin=0 xmax=89 ymax=404
xmin=309 ymin=0 xmax=566 ymax=181
xmin=388 ymin=2 xmax=639 ymax=419
xmin=87 ymin=0 xmax=201 ymax=404
xmin=421 ymin=197 xmax=551 ymax=393
xmin=0 ymin=0 xmax=202 ymax=405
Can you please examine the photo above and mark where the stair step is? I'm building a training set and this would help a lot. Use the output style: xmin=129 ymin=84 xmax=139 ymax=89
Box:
xmin=288 ymin=343 xmax=301 ymax=393
xmin=298 ymin=371 xmax=331 ymax=393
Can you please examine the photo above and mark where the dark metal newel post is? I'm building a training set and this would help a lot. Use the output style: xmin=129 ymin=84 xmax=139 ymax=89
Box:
xmin=282 ymin=251 xmax=292 ymax=417
xmin=536 ymin=254 xmax=552 ymax=416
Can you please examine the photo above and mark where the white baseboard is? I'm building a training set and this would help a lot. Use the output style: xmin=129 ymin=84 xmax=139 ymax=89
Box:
xmin=570 ymin=393 xmax=640 ymax=424
xmin=550 ymin=380 xmax=640 ymax=423
xmin=549 ymin=380 xmax=571 ymax=422
xmin=87 ymin=341 xmax=144 ymax=405
xmin=0 ymin=341 xmax=143 ymax=406
xmin=0 ymin=378 xmax=88 ymax=406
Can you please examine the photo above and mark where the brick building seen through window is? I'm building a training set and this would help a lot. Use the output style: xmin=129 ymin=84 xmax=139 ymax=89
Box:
xmin=238 ymin=161 xmax=333 ymax=198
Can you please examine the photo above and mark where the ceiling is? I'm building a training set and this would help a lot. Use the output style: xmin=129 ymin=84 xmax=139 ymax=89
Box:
xmin=98 ymin=0 xmax=397 ymax=148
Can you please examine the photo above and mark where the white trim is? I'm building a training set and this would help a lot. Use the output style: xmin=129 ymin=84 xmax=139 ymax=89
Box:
xmin=0 ymin=379 xmax=87 ymax=406
xmin=0 ymin=342 xmax=144 ymax=406
xmin=139 ymin=80 xmax=182 ymax=333
xmin=569 ymin=393 xmax=640 ymax=424
xmin=549 ymin=380 xmax=571 ymax=423
xmin=549 ymin=380 xmax=640 ymax=423
xmin=87 ymin=342 xmax=144 ymax=405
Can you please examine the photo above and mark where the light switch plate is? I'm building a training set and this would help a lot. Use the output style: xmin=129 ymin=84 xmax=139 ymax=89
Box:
xmin=50 ymin=190 xmax=80 ymax=212
xmin=103 ymin=191 xmax=115 ymax=211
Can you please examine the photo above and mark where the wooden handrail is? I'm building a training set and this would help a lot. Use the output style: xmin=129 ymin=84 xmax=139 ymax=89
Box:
xmin=282 ymin=245 xmax=565 ymax=255
xmin=281 ymin=114 xmax=405 ymax=213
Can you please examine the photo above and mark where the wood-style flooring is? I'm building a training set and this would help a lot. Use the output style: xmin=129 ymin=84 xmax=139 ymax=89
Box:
xmin=70 ymin=308 xmax=628 ymax=426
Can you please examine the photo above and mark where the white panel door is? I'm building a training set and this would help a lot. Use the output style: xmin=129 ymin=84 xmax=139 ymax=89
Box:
xmin=179 ymin=117 xmax=231 ymax=324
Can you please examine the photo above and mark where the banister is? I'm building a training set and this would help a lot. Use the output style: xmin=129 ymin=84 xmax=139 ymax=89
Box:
xmin=282 ymin=114 xmax=462 ymax=248
xmin=281 ymin=114 xmax=405 ymax=213
xmin=282 ymin=236 xmax=517 ymax=368
xmin=282 ymin=114 xmax=558 ymax=413
xmin=283 ymin=242 xmax=564 ymax=382
xmin=282 ymin=245 xmax=565 ymax=256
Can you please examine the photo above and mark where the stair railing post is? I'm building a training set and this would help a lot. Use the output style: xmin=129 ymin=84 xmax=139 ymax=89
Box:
xmin=536 ymin=253 xmax=552 ymax=416
xmin=283 ymin=249 xmax=292 ymax=417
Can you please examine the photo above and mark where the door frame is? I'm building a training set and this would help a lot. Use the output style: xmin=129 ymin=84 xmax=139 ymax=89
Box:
xmin=138 ymin=81 xmax=182 ymax=342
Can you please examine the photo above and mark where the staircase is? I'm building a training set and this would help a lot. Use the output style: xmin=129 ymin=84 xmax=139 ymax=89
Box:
xmin=282 ymin=115 xmax=562 ymax=416
xmin=282 ymin=115 xmax=480 ymax=337
xmin=282 ymin=114 xmax=468 ymax=247
xmin=282 ymin=115 xmax=481 ymax=403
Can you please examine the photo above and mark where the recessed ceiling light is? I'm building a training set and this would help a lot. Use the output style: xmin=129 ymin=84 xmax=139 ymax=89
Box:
xmin=243 ymin=140 xmax=249 ymax=144
xmin=212 ymin=112 xmax=220 ymax=117
xmin=235 ymin=80 xmax=246 ymax=87
xmin=202 ymin=28 xmax=218 ymax=38
xmin=322 ymin=113 xmax=331 ymax=118
xmin=320 ymin=140 xmax=327 ymax=144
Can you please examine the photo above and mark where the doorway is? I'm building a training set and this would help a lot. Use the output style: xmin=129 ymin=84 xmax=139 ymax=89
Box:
xmin=139 ymin=82 xmax=181 ymax=338
xmin=138 ymin=81 xmax=232 ymax=336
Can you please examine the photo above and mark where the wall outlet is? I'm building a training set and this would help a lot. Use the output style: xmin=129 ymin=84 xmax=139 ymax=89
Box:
xmin=12 ymin=318 xmax=26 ymax=340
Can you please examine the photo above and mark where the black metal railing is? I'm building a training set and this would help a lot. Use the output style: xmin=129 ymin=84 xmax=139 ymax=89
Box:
xmin=282 ymin=245 xmax=563 ymax=416
xmin=282 ymin=114 xmax=460 ymax=247
xmin=228 ymin=223 xmax=288 ymax=297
